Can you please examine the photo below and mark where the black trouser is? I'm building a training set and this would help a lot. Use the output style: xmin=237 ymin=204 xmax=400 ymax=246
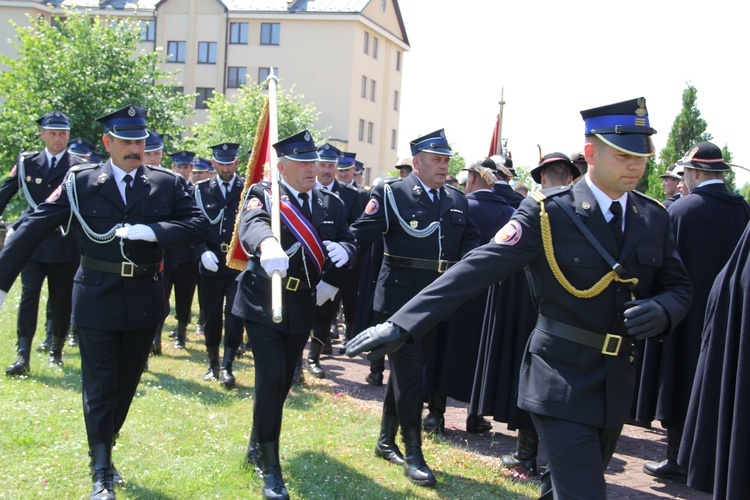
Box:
xmin=166 ymin=260 xmax=199 ymax=324
xmin=200 ymin=273 xmax=242 ymax=349
xmin=311 ymin=295 xmax=339 ymax=355
xmin=78 ymin=326 xmax=155 ymax=447
xmin=245 ymin=322 xmax=309 ymax=443
xmin=531 ymin=413 xmax=622 ymax=500
xmin=340 ymin=261 xmax=361 ymax=341
xmin=382 ymin=322 xmax=439 ymax=428
xmin=17 ymin=260 xmax=77 ymax=342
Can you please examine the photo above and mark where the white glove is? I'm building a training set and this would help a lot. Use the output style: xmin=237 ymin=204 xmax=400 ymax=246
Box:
xmin=201 ymin=251 xmax=220 ymax=272
xmin=0 ymin=290 xmax=6 ymax=310
xmin=115 ymin=224 xmax=157 ymax=242
xmin=315 ymin=280 xmax=339 ymax=306
xmin=4 ymin=227 xmax=14 ymax=246
xmin=259 ymin=239 xmax=289 ymax=278
xmin=323 ymin=240 xmax=349 ymax=268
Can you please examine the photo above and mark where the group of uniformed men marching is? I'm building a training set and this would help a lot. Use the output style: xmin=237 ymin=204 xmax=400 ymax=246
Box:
xmin=0 ymin=95 xmax=745 ymax=500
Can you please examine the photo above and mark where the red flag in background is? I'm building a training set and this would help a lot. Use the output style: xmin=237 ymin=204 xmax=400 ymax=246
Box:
xmin=488 ymin=113 xmax=503 ymax=157
xmin=226 ymin=99 xmax=271 ymax=270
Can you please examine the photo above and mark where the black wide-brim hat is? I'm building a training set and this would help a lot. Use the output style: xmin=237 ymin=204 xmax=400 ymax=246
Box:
xmin=530 ymin=152 xmax=581 ymax=184
xmin=676 ymin=141 xmax=731 ymax=172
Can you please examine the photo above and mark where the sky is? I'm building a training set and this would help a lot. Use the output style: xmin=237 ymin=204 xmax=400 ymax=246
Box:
xmin=396 ymin=0 xmax=750 ymax=187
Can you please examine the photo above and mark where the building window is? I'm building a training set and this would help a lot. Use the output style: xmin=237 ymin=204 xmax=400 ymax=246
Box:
xmin=198 ymin=42 xmax=217 ymax=64
xmin=373 ymin=37 xmax=379 ymax=59
xmin=227 ymin=67 xmax=247 ymax=88
xmin=361 ymin=76 xmax=367 ymax=98
xmin=396 ymin=50 xmax=401 ymax=71
xmin=173 ymin=86 xmax=184 ymax=94
xmin=358 ymin=119 xmax=365 ymax=141
xmin=229 ymin=22 xmax=248 ymax=44
xmin=363 ymin=31 xmax=369 ymax=54
xmin=139 ymin=20 xmax=155 ymax=42
xmin=391 ymin=129 xmax=397 ymax=150
xmin=367 ymin=122 xmax=374 ymax=144
xmin=393 ymin=90 xmax=399 ymax=111
xmin=370 ymin=80 xmax=376 ymax=102
xmin=258 ymin=67 xmax=278 ymax=85
xmin=167 ymin=41 xmax=186 ymax=63
xmin=261 ymin=23 xmax=280 ymax=45
xmin=196 ymin=87 xmax=214 ymax=109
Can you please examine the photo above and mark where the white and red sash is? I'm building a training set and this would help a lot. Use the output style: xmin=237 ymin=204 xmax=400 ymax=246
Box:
xmin=265 ymin=190 xmax=326 ymax=274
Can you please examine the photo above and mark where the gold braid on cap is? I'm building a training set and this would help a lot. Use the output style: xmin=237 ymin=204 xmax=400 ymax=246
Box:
xmin=531 ymin=191 xmax=638 ymax=298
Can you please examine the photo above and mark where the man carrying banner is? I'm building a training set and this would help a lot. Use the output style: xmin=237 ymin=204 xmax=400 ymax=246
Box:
xmin=231 ymin=130 xmax=356 ymax=500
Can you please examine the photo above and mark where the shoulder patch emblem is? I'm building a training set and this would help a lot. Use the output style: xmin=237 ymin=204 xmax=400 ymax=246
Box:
xmin=494 ymin=220 xmax=522 ymax=246
xmin=246 ymin=197 xmax=263 ymax=211
xmin=46 ymin=184 xmax=63 ymax=203
xmin=365 ymin=198 xmax=379 ymax=215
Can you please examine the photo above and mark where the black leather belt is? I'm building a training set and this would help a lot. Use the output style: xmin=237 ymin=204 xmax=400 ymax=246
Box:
xmin=535 ymin=315 xmax=635 ymax=356
xmin=383 ymin=253 xmax=456 ymax=273
xmin=81 ymin=256 xmax=164 ymax=278
xmin=247 ymin=260 xmax=312 ymax=292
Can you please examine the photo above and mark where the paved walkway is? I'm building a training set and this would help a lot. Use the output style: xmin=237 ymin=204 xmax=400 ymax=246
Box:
xmin=309 ymin=341 xmax=712 ymax=500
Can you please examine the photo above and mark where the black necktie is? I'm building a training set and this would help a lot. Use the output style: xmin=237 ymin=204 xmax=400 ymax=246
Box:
xmin=123 ymin=174 xmax=133 ymax=204
xmin=50 ymin=156 xmax=57 ymax=170
xmin=222 ymin=181 xmax=230 ymax=199
xmin=609 ymin=201 xmax=623 ymax=247
xmin=298 ymin=192 xmax=312 ymax=220
xmin=429 ymin=188 xmax=440 ymax=211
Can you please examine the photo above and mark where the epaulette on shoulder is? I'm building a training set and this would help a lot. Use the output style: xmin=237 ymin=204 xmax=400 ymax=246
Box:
xmin=69 ymin=163 xmax=98 ymax=172
xmin=252 ymin=180 xmax=271 ymax=190
xmin=318 ymin=187 xmax=343 ymax=202
xmin=632 ymin=190 xmax=667 ymax=210
xmin=196 ymin=178 xmax=212 ymax=185
xmin=19 ymin=151 xmax=38 ymax=158
xmin=444 ymin=183 xmax=463 ymax=194
xmin=384 ymin=177 xmax=400 ymax=184
xmin=342 ymin=183 xmax=358 ymax=192
xmin=146 ymin=164 xmax=177 ymax=176
xmin=530 ymin=185 xmax=571 ymax=203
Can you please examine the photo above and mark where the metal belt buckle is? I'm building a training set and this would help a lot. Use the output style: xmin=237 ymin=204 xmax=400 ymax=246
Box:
xmin=121 ymin=262 xmax=135 ymax=278
xmin=437 ymin=260 xmax=448 ymax=273
xmin=285 ymin=277 xmax=300 ymax=292
xmin=601 ymin=333 xmax=622 ymax=356
xmin=220 ymin=243 xmax=229 ymax=253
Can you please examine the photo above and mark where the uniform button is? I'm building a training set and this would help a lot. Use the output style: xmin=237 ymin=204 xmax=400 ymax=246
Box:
xmin=541 ymin=347 xmax=548 ymax=353
xmin=616 ymin=286 xmax=622 ymax=292
xmin=573 ymin=257 xmax=580 ymax=264
xmin=651 ymin=257 xmax=656 ymax=263
xmin=395 ymin=279 xmax=399 ymax=284
xmin=93 ymin=210 xmax=97 ymax=214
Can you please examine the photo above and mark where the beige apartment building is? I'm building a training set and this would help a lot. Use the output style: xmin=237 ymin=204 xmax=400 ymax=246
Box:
xmin=0 ymin=0 xmax=409 ymax=181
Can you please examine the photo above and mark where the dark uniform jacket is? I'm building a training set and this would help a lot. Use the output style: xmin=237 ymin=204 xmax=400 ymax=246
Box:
xmin=324 ymin=179 xmax=362 ymax=225
xmin=350 ymin=173 xmax=481 ymax=316
xmin=0 ymin=161 xmax=209 ymax=330
xmin=390 ymin=180 xmax=691 ymax=429
xmin=194 ymin=175 xmax=244 ymax=275
xmin=466 ymin=189 xmax=515 ymax=243
xmin=492 ymin=181 xmax=526 ymax=208
xmin=0 ymin=150 xmax=83 ymax=263
xmin=232 ymin=182 xmax=357 ymax=334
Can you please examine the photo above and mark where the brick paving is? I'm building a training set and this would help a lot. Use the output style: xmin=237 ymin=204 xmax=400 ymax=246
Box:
xmin=309 ymin=340 xmax=712 ymax=500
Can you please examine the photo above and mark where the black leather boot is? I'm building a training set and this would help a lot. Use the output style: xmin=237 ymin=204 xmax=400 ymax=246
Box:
xmin=258 ymin=441 xmax=289 ymax=500
xmin=401 ymin=426 xmax=436 ymax=486
xmin=643 ymin=426 xmax=687 ymax=482
xmin=203 ymin=345 xmax=220 ymax=381
xmin=466 ymin=414 xmax=493 ymax=433
xmin=174 ymin=321 xmax=188 ymax=349
xmin=306 ymin=342 xmax=326 ymax=379
xmin=292 ymin=355 xmax=304 ymax=386
xmin=89 ymin=443 xmax=116 ymax=500
xmin=48 ymin=335 xmax=65 ymax=367
xmin=245 ymin=427 xmax=262 ymax=474
xmin=151 ymin=328 xmax=162 ymax=356
xmin=501 ymin=429 xmax=539 ymax=476
xmin=219 ymin=347 xmax=237 ymax=388
xmin=6 ymin=337 xmax=31 ymax=376
xmin=423 ymin=394 xmax=446 ymax=435
xmin=374 ymin=414 xmax=404 ymax=465
xmin=68 ymin=325 xmax=79 ymax=347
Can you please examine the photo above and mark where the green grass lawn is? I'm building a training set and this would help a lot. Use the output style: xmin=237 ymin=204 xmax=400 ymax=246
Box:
xmin=0 ymin=283 xmax=539 ymax=499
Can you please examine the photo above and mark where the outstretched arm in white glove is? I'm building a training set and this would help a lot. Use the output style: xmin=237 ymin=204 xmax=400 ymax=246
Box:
xmin=323 ymin=240 xmax=350 ymax=268
xmin=115 ymin=224 xmax=157 ymax=242
xmin=315 ymin=280 xmax=339 ymax=306
xmin=259 ymin=238 xmax=289 ymax=278
xmin=201 ymin=250 xmax=220 ymax=272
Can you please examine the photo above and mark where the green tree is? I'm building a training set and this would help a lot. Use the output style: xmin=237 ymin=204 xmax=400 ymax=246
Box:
xmin=644 ymin=83 xmax=712 ymax=199
xmin=448 ymin=150 xmax=466 ymax=176
xmin=0 ymin=9 xmax=193 ymax=174
xmin=183 ymin=82 xmax=323 ymax=168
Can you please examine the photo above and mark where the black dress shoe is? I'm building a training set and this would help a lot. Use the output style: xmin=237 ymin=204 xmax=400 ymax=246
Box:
xmin=151 ymin=340 xmax=162 ymax=356
xmin=5 ymin=356 xmax=30 ymax=376
xmin=219 ymin=368 xmax=236 ymax=388
xmin=422 ymin=412 xmax=444 ymax=435
xmin=500 ymin=452 xmax=537 ymax=476
xmin=111 ymin=463 xmax=123 ymax=485
xmin=365 ymin=372 xmax=383 ymax=386
xmin=90 ymin=467 xmax=116 ymax=500
xmin=203 ymin=367 xmax=219 ymax=381
xmin=643 ymin=459 xmax=687 ymax=482
xmin=375 ymin=442 xmax=405 ymax=465
xmin=167 ymin=328 xmax=177 ymax=339
xmin=48 ymin=352 xmax=64 ymax=367
xmin=306 ymin=360 xmax=326 ymax=379
xmin=37 ymin=340 xmax=51 ymax=352
xmin=466 ymin=414 xmax=492 ymax=433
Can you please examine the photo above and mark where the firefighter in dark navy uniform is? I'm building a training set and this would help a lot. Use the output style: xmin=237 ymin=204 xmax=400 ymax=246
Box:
xmin=0 ymin=104 xmax=208 ymax=499
xmin=231 ymin=130 xmax=356 ymax=500
xmin=0 ymin=110 xmax=83 ymax=375
xmin=348 ymin=128 xmax=481 ymax=487
xmin=194 ymin=142 xmax=245 ymax=387
xmin=347 ymin=99 xmax=692 ymax=498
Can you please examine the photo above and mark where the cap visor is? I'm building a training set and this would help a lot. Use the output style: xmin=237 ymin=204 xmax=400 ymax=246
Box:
xmin=596 ymin=133 xmax=654 ymax=157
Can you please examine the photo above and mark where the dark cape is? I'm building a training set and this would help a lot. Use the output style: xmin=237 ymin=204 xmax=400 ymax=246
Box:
xmin=679 ymin=221 xmax=750 ymax=498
